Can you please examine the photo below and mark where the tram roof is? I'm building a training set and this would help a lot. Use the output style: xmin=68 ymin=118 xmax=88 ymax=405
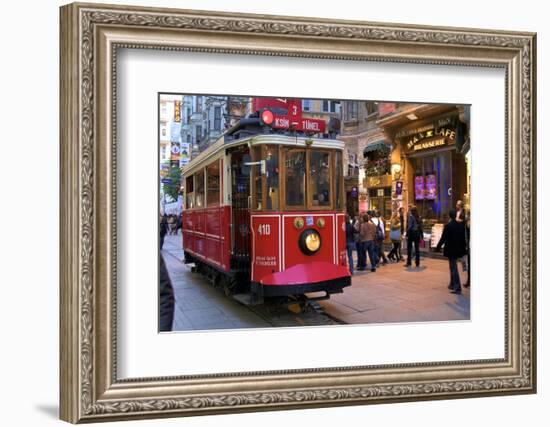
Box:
xmin=181 ymin=134 xmax=345 ymax=176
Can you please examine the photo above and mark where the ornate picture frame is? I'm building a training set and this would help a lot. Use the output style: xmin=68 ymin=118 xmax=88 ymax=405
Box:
xmin=60 ymin=2 xmax=536 ymax=423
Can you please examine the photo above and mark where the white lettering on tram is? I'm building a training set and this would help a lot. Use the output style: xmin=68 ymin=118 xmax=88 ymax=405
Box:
xmin=302 ymin=120 xmax=320 ymax=131
xmin=257 ymin=224 xmax=271 ymax=236
xmin=275 ymin=117 xmax=289 ymax=127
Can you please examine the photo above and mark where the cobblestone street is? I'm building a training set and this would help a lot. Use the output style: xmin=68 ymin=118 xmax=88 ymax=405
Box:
xmin=162 ymin=234 xmax=469 ymax=332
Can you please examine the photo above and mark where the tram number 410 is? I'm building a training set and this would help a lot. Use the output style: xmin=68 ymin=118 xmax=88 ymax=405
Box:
xmin=257 ymin=224 xmax=271 ymax=236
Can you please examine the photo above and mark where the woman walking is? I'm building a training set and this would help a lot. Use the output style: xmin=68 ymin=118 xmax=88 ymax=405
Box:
xmin=387 ymin=212 xmax=402 ymax=261
xmin=406 ymin=205 xmax=423 ymax=267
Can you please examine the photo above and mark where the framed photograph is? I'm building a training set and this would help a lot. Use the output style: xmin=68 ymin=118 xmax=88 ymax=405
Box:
xmin=60 ymin=2 xmax=536 ymax=423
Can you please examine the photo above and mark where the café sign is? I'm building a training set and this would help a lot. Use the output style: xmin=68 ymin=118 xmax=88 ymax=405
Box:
xmin=404 ymin=126 xmax=457 ymax=153
xmin=405 ymin=127 xmax=456 ymax=150
xmin=411 ymin=137 xmax=446 ymax=151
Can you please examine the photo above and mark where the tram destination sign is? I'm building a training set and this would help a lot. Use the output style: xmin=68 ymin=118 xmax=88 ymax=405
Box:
xmin=255 ymin=97 xmax=327 ymax=133
xmin=269 ymin=114 xmax=326 ymax=133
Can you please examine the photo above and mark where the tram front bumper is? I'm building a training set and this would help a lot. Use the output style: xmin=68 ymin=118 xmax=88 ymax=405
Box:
xmin=256 ymin=261 xmax=351 ymax=297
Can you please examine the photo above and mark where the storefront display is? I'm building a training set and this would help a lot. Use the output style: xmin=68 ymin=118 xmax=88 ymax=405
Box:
xmin=414 ymin=175 xmax=425 ymax=200
xmin=425 ymin=174 xmax=437 ymax=200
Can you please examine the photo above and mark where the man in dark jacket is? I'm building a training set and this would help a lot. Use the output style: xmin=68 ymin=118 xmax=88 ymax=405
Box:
xmin=436 ymin=209 xmax=467 ymax=294
xmin=159 ymin=255 xmax=175 ymax=331
xmin=160 ymin=214 xmax=168 ymax=250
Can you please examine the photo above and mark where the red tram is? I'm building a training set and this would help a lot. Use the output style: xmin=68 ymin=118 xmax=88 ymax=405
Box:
xmin=181 ymin=98 xmax=351 ymax=304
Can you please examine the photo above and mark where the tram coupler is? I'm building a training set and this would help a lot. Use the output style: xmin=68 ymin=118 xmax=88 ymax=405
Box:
xmin=304 ymin=291 xmax=331 ymax=302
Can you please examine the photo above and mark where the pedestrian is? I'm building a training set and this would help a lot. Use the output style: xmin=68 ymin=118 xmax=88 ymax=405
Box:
xmin=345 ymin=214 xmax=357 ymax=275
xmin=168 ymin=214 xmax=177 ymax=235
xmin=436 ymin=209 xmax=467 ymax=294
xmin=159 ymin=254 xmax=175 ymax=331
xmin=160 ymin=214 xmax=168 ymax=250
xmin=371 ymin=210 xmax=388 ymax=265
xmin=460 ymin=210 xmax=471 ymax=288
xmin=355 ymin=215 xmax=366 ymax=270
xmin=387 ymin=212 xmax=402 ymax=261
xmin=351 ymin=212 xmax=362 ymax=269
xmin=455 ymin=200 xmax=465 ymax=221
xmin=405 ymin=205 xmax=423 ymax=267
xmin=398 ymin=206 xmax=405 ymax=261
xmin=176 ymin=213 xmax=183 ymax=235
xmin=359 ymin=213 xmax=377 ymax=272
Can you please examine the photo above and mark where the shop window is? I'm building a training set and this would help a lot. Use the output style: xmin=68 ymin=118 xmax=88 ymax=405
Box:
xmin=368 ymin=187 xmax=391 ymax=198
xmin=285 ymin=149 xmax=306 ymax=207
xmin=206 ymin=161 xmax=220 ymax=206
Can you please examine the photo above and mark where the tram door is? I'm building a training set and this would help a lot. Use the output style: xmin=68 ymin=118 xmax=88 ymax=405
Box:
xmin=230 ymin=148 xmax=251 ymax=278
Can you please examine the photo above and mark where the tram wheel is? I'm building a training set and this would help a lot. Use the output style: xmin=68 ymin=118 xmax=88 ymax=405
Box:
xmin=213 ymin=273 xmax=222 ymax=289
xmin=222 ymin=276 xmax=237 ymax=297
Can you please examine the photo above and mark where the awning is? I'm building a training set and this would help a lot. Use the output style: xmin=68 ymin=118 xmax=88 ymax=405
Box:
xmin=363 ymin=140 xmax=391 ymax=157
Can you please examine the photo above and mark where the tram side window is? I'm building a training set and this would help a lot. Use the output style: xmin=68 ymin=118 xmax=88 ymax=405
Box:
xmin=309 ymin=151 xmax=331 ymax=207
xmin=252 ymin=146 xmax=263 ymax=210
xmin=285 ymin=149 xmax=306 ymax=207
xmin=335 ymin=150 xmax=343 ymax=210
xmin=264 ymin=145 xmax=279 ymax=211
xmin=195 ymin=169 xmax=205 ymax=208
xmin=206 ymin=161 xmax=220 ymax=206
xmin=185 ymin=175 xmax=194 ymax=209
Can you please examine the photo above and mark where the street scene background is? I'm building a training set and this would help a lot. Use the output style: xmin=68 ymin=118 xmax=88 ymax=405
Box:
xmin=159 ymin=94 xmax=471 ymax=330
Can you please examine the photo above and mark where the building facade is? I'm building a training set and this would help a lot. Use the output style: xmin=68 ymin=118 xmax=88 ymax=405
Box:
xmin=338 ymin=100 xmax=381 ymax=216
xmin=339 ymin=100 xmax=470 ymax=249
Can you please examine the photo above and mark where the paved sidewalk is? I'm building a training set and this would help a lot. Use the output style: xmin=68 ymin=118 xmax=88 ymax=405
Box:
xmin=318 ymin=255 xmax=470 ymax=324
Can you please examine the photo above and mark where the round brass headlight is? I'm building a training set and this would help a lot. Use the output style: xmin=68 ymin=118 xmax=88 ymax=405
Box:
xmin=299 ymin=229 xmax=322 ymax=255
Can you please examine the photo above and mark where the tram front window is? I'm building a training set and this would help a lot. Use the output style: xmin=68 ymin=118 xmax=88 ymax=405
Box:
xmin=309 ymin=151 xmax=331 ymax=207
xmin=285 ymin=149 xmax=306 ymax=207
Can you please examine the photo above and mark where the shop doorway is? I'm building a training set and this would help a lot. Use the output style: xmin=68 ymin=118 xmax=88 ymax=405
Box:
xmin=368 ymin=187 xmax=392 ymax=220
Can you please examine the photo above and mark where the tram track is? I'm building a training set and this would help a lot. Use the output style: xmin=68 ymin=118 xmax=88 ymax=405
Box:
xmin=240 ymin=296 xmax=346 ymax=328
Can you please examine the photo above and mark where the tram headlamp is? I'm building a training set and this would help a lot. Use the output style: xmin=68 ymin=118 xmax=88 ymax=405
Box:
xmin=299 ymin=229 xmax=321 ymax=255
xmin=260 ymin=109 xmax=274 ymax=125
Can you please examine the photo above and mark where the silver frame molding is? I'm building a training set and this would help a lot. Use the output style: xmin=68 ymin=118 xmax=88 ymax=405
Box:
xmin=60 ymin=2 xmax=537 ymax=423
